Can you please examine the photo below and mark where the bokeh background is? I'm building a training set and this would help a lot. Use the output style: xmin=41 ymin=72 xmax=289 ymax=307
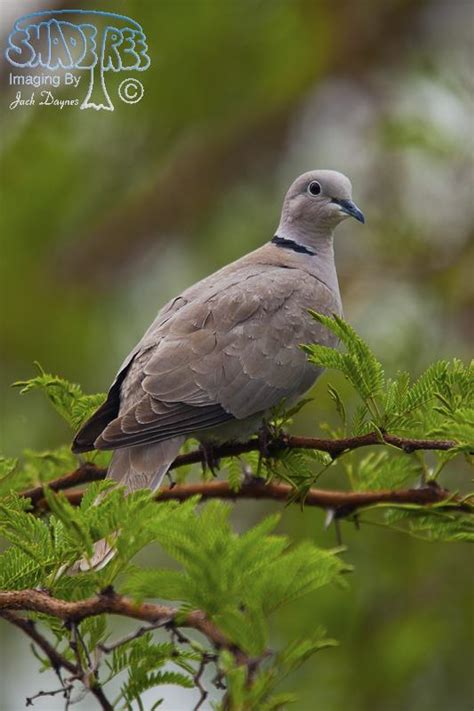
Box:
xmin=1 ymin=0 xmax=473 ymax=709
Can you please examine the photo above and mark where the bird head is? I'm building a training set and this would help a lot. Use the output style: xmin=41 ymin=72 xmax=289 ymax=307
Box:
xmin=280 ymin=170 xmax=365 ymax=238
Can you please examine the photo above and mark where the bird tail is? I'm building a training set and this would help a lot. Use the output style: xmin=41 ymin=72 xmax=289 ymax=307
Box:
xmin=76 ymin=437 xmax=185 ymax=572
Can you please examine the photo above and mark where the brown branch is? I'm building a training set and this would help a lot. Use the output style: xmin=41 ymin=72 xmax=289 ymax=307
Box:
xmin=0 ymin=610 xmax=114 ymax=710
xmin=22 ymin=462 xmax=105 ymax=505
xmin=0 ymin=610 xmax=77 ymax=676
xmin=0 ymin=588 xmax=248 ymax=664
xmin=37 ymin=477 xmax=471 ymax=518
xmin=21 ymin=431 xmax=457 ymax=507
xmin=0 ymin=592 xmax=244 ymax=709
xmin=98 ymin=619 xmax=169 ymax=655
xmin=1 ymin=592 xmax=261 ymax=709
xmin=156 ymin=479 xmax=468 ymax=516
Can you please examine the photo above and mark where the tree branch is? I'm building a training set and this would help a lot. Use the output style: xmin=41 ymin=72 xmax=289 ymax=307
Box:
xmin=3 ymin=430 xmax=469 ymax=707
xmin=0 ymin=588 xmax=247 ymax=664
xmin=156 ymin=478 xmax=469 ymax=516
xmin=1 ymin=590 xmax=254 ymax=709
xmin=21 ymin=431 xmax=457 ymax=507
xmin=0 ymin=610 xmax=77 ymax=676
xmin=37 ymin=477 xmax=470 ymax=517
xmin=0 ymin=610 xmax=114 ymax=710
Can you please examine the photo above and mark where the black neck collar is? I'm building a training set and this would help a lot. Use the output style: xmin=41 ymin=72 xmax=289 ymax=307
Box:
xmin=271 ymin=235 xmax=316 ymax=256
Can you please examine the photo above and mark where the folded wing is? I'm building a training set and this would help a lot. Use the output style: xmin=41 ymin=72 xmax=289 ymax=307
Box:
xmin=75 ymin=265 xmax=337 ymax=452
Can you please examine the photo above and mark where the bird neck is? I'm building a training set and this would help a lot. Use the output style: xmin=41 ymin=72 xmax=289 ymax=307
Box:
xmin=272 ymin=223 xmax=340 ymax=294
xmin=274 ymin=222 xmax=335 ymax=259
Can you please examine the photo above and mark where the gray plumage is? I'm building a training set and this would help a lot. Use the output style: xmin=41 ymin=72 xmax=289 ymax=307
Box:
xmin=72 ymin=170 xmax=364 ymax=570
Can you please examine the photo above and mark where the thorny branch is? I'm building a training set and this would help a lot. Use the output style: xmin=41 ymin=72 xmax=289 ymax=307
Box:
xmin=0 ymin=610 xmax=113 ymax=710
xmin=0 ymin=588 xmax=250 ymax=662
xmin=3 ymin=431 xmax=471 ymax=707
xmin=0 ymin=589 xmax=252 ymax=710
xmin=21 ymin=431 xmax=460 ymax=512
xmin=49 ymin=477 xmax=471 ymax=517
xmin=0 ymin=610 xmax=77 ymax=676
xmin=156 ymin=478 xmax=470 ymax=516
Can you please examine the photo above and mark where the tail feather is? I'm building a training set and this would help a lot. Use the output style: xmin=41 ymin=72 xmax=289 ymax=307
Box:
xmin=109 ymin=437 xmax=185 ymax=493
xmin=76 ymin=437 xmax=185 ymax=572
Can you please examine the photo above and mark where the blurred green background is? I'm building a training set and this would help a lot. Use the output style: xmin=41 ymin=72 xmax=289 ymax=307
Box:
xmin=1 ymin=0 xmax=473 ymax=709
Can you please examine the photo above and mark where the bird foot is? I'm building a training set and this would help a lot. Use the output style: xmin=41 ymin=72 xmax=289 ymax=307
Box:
xmin=256 ymin=421 xmax=279 ymax=477
xmin=165 ymin=470 xmax=176 ymax=489
xmin=257 ymin=422 xmax=274 ymax=459
xmin=199 ymin=442 xmax=221 ymax=476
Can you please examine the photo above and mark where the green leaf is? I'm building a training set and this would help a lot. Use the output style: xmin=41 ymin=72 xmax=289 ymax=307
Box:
xmin=304 ymin=313 xmax=384 ymax=420
xmin=14 ymin=363 xmax=106 ymax=431
xmin=327 ymin=384 xmax=347 ymax=429
xmin=356 ymin=451 xmax=419 ymax=491
xmin=124 ymin=501 xmax=348 ymax=655
xmin=225 ymin=456 xmax=243 ymax=492
xmin=0 ymin=494 xmax=57 ymax=588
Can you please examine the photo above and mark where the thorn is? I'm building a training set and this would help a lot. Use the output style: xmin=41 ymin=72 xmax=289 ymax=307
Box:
xmin=324 ymin=508 xmax=335 ymax=529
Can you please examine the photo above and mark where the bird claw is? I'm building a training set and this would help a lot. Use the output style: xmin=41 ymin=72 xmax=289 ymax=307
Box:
xmin=165 ymin=470 xmax=176 ymax=489
xmin=199 ymin=442 xmax=220 ymax=476
xmin=256 ymin=421 xmax=280 ymax=476
xmin=258 ymin=421 xmax=276 ymax=459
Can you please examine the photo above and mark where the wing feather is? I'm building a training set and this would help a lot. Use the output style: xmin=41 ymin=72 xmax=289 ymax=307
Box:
xmin=75 ymin=261 xmax=341 ymax=453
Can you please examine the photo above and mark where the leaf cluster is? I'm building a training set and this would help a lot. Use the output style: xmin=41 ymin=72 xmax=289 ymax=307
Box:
xmin=300 ymin=313 xmax=473 ymax=542
xmin=1 ymin=318 xmax=472 ymax=707
xmin=125 ymin=501 xmax=349 ymax=656
xmin=14 ymin=362 xmax=106 ymax=432
xmin=304 ymin=314 xmax=473 ymax=444
xmin=0 ymin=485 xmax=347 ymax=708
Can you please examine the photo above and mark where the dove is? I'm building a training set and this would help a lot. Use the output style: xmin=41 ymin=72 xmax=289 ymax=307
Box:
xmin=72 ymin=170 xmax=364 ymax=569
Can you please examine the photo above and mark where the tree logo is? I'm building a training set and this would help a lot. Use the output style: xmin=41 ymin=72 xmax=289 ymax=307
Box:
xmin=5 ymin=9 xmax=151 ymax=111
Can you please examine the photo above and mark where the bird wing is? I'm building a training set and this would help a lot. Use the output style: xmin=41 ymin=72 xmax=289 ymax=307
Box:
xmin=91 ymin=264 xmax=340 ymax=451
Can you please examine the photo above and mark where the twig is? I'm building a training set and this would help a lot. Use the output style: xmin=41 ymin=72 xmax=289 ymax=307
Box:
xmin=2 ymin=603 xmax=204 ymax=710
xmin=68 ymin=622 xmax=84 ymax=673
xmin=99 ymin=618 xmax=172 ymax=654
xmin=1 ymin=590 xmax=249 ymax=710
xmin=0 ymin=610 xmax=77 ymax=676
xmin=154 ymin=478 xmax=467 ymax=517
xmin=0 ymin=610 xmax=114 ymax=710
xmin=193 ymin=656 xmax=208 ymax=711
xmin=21 ymin=431 xmax=457 ymax=506
xmin=25 ymin=685 xmax=71 ymax=707
xmin=0 ymin=588 xmax=248 ymax=664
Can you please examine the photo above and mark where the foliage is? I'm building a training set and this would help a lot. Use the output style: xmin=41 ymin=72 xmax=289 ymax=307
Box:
xmin=14 ymin=363 xmax=106 ymax=432
xmin=215 ymin=631 xmax=338 ymax=711
xmin=0 ymin=487 xmax=347 ymax=709
xmin=304 ymin=313 xmax=474 ymax=443
xmin=124 ymin=502 xmax=349 ymax=656
xmin=0 ymin=318 xmax=472 ymax=708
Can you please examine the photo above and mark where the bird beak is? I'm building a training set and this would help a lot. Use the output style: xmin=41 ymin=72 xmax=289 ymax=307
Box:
xmin=331 ymin=198 xmax=365 ymax=224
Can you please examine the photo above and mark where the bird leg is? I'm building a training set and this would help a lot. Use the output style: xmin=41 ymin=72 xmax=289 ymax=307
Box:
xmin=165 ymin=470 xmax=176 ymax=489
xmin=255 ymin=420 xmax=277 ymax=477
xmin=199 ymin=442 xmax=221 ymax=477
xmin=257 ymin=421 xmax=273 ymax=459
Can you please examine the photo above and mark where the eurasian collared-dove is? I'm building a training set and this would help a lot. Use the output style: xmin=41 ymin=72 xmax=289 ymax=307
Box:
xmin=72 ymin=170 xmax=364 ymax=569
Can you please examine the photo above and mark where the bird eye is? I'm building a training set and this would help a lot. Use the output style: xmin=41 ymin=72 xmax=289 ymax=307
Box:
xmin=308 ymin=181 xmax=321 ymax=196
